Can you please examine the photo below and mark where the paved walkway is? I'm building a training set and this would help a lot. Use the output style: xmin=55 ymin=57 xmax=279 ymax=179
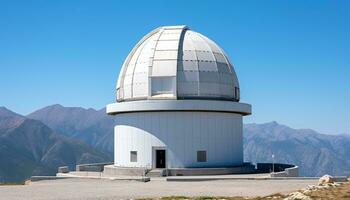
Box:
xmin=0 ymin=178 xmax=318 ymax=200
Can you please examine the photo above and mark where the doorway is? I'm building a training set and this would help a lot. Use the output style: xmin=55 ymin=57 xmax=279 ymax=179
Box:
xmin=155 ymin=149 xmax=166 ymax=168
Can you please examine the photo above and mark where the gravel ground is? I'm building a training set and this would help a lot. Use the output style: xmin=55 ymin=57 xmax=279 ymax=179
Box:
xmin=0 ymin=178 xmax=318 ymax=200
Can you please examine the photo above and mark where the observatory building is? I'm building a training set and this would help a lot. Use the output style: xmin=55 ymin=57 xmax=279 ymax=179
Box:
xmin=107 ymin=25 xmax=251 ymax=169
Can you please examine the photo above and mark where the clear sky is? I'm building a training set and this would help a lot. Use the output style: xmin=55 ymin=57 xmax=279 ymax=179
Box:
xmin=1 ymin=0 xmax=349 ymax=134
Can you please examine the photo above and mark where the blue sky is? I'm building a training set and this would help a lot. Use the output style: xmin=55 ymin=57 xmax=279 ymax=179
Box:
xmin=1 ymin=0 xmax=349 ymax=134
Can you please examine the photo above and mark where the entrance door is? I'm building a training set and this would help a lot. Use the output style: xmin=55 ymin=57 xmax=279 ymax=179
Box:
xmin=155 ymin=149 xmax=166 ymax=168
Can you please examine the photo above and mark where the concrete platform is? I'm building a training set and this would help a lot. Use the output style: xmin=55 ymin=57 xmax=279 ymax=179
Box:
xmin=103 ymin=165 xmax=148 ymax=177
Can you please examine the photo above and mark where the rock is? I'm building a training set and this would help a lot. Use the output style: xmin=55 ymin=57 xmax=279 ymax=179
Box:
xmin=302 ymin=189 xmax=311 ymax=195
xmin=318 ymin=174 xmax=334 ymax=185
xmin=332 ymin=182 xmax=341 ymax=187
xmin=284 ymin=192 xmax=312 ymax=200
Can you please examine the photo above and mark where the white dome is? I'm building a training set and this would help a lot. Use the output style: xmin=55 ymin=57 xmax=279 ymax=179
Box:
xmin=116 ymin=25 xmax=240 ymax=102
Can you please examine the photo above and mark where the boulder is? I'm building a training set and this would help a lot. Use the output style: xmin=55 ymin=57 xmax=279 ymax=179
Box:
xmin=24 ymin=179 xmax=31 ymax=185
xmin=284 ymin=192 xmax=312 ymax=200
xmin=318 ymin=174 xmax=334 ymax=185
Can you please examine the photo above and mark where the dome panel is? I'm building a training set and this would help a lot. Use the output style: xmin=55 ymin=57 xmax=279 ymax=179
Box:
xmin=154 ymin=51 xmax=178 ymax=60
xmin=116 ymin=25 xmax=240 ymax=102
xmin=152 ymin=60 xmax=177 ymax=76
xmin=198 ymin=61 xmax=217 ymax=72
xmin=200 ymin=35 xmax=222 ymax=53
xmin=181 ymin=50 xmax=197 ymax=61
xmin=178 ymin=60 xmax=197 ymax=71
xmin=196 ymin=51 xmax=216 ymax=62
xmin=188 ymin=31 xmax=212 ymax=52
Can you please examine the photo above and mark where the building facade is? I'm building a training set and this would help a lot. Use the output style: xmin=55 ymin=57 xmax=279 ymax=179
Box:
xmin=107 ymin=25 xmax=251 ymax=169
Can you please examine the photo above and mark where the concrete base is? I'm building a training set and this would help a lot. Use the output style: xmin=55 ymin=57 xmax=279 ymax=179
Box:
xmin=55 ymin=162 xmax=299 ymax=181
xmin=58 ymin=171 xmax=103 ymax=178
xmin=76 ymin=162 xmax=113 ymax=172
xmin=30 ymin=176 xmax=73 ymax=182
xmin=167 ymin=164 xmax=256 ymax=176
xmin=101 ymin=163 xmax=256 ymax=177
xmin=56 ymin=172 xmax=150 ymax=182
xmin=103 ymin=165 xmax=149 ymax=177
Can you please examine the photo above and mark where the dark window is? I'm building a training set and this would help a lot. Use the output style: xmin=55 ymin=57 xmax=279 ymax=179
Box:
xmin=197 ymin=151 xmax=207 ymax=162
xmin=130 ymin=151 xmax=137 ymax=162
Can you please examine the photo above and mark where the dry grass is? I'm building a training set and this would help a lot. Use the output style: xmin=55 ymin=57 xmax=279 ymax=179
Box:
xmin=307 ymin=182 xmax=350 ymax=200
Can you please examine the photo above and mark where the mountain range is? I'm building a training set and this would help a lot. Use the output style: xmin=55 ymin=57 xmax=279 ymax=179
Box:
xmin=0 ymin=104 xmax=349 ymax=182
xmin=28 ymin=104 xmax=114 ymax=154
xmin=244 ymin=122 xmax=350 ymax=177
xmin=0 ymin=106 xmax=112 ymax=183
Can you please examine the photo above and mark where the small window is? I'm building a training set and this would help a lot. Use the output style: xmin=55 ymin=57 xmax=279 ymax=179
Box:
xmin=116 ymin=88 xmax=121 ymax=101
xmin=151 ymin=77 xmax=175 ymax=96
xmin=130 ymin=151 xmax=137 ymax=162
xmin=234 ymin=87 xmax=240 ymax=101
xmin=197 ymin=151 xmax=207 ymax=162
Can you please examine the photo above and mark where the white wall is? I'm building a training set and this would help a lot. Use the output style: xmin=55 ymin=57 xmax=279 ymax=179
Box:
xmin=114 ymin=111 xmax=243 ymax=168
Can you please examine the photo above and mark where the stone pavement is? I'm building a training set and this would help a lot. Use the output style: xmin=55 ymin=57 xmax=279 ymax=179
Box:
xmin=0 ymin=178 xmax=319 ymax=200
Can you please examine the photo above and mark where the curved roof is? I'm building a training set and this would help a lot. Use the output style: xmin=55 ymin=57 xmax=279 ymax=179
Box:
xmin=116 ymin=25 xmax=240 ymax=102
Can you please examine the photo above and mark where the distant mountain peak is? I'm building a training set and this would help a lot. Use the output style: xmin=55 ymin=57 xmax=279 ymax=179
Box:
xmin=0 ymin=106 xmax=12 ymax=112
xmin=49 ymin=104 xmax=64 ymax=108
xmin=0 ymin=106 xmax=23 ymax=118
xmin=269 ymin=121 xmax=279 ymax=125
xmin=87 ymin=107 xmax=98 ymax=112
xmin=26 ymin=104 xmax=112 ymax=138
xmin=0 ymin=107 xmax=25 ymax=132
xmin=35 ymin=104 xmax=98 ymax=112
xmin=244 ymin=121 xmax=284 ymax=130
